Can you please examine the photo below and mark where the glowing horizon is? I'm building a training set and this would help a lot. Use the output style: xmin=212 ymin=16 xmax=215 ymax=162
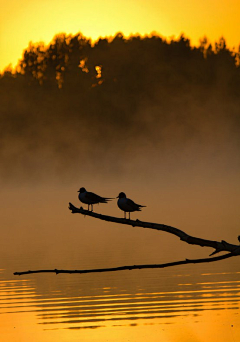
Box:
xmin=1 ymin=0 xmax=240 ymax=72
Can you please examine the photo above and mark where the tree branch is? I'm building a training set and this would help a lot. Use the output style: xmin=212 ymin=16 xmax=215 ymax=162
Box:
xmin=13 ymin=252 xmax=236 ymax=276
xmin=13 ymin=203 xmax=239 ymax=277
xmin=68 ymin=203 xmax=240 ymax=256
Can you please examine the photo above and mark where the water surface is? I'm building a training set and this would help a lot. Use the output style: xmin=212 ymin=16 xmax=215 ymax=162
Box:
xmin=0 ymin=184 xmax=239 ymax=341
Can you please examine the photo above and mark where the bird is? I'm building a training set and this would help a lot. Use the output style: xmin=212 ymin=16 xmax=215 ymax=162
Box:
xmin=78 ymin=187 xmax=112 ymax=211
xmin=117 ymin=192 xmax=146 ymax=219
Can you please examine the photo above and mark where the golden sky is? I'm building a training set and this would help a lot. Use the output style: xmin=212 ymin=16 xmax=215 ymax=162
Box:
xmin=1 ymin=0 xmax=240 ymax=72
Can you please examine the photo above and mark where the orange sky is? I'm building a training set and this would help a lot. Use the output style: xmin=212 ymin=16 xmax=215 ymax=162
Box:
xmin=1 ymin=0 xmax=240 ymax=72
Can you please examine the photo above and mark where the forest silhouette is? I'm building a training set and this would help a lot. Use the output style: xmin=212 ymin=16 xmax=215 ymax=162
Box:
xmin=1 ymin=32 xmax=240 ymax=182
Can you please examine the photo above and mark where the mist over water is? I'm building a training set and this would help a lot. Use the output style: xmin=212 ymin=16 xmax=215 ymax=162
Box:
xmin=0 ymin=33 xmax=240 ymax=341
xmin=0 ymin=33 xmax=239 ymax=273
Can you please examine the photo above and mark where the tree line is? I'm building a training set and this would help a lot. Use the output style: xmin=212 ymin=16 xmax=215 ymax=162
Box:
xmin=0 ymin=32 xmax=240 ymax=181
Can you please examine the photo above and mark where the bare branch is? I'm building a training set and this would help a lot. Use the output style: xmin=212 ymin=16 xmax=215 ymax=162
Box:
xmin=13 ymin=203 xmax=239 ymax=277
xmin=69 ymin=203 xmax=240 ymax=255
xmin=13 ymin=252 xmax=236 ymax=276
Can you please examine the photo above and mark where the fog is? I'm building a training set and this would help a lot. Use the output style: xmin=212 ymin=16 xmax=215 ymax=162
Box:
xmin=0 ymin=33 xmax=239 ymax=276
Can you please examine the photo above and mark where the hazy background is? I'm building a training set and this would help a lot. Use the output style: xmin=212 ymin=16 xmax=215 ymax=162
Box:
xmin=0 ymin=32 xmax=240 ymax=342
xmin=0 ymin=32 xmax=240 ymax=271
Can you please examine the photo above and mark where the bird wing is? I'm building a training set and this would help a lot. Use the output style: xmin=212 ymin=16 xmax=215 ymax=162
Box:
xmin=85 ymin=192 xmax=103 ymax=202
xmin=86 ymin=192 xmax=112 ymax=203
xmin=126 ymin=198 xmax=136 ymax=207
xmin=126 ymin=198 xmax=146 ymax=209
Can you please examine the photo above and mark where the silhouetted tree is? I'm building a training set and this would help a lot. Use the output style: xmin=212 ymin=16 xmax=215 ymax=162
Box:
xmin=0 ymin=32 xmax=240 ymax=181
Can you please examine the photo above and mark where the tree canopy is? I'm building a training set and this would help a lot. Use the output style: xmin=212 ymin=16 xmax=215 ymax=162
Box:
xmin=1 ymin=32 xmax=240 ymax=181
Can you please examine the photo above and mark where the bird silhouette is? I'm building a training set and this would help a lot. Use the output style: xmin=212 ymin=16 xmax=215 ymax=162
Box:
xmin=78 ymin=187 xmax=112 ymax=211
xmin=117 ymin=192 xmax=146 ymax=219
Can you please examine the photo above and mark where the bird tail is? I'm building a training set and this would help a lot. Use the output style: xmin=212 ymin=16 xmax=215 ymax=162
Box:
xmin=101 ymin=198 xmax=113 ymax=203
xmin=137 ymin=205 xmax=146 ymax=211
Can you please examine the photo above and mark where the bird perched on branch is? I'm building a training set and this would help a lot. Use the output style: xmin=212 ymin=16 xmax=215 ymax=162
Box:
xmin=117 ymin=192 xmax=146 ymax=219
xmin=78 ymin=187 xmax=112 ymax=211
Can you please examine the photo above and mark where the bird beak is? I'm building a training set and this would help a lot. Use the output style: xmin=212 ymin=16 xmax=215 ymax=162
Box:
xmin=116 ymin=195 xmax=119 ymax=198
xmin=77 ymin=190 xmax=80 ymax=192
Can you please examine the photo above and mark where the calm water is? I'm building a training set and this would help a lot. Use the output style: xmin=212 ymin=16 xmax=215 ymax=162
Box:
xmin=0 ymin=184 xmax=239 ymax=341
xmin=1 ymin=256 xmax=240 ymax=341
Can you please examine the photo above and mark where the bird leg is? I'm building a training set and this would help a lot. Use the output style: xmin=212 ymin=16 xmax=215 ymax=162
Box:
xmin=128 ymin=212 xmax=131 ymax=220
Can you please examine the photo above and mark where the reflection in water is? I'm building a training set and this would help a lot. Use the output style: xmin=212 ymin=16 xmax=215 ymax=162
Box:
xmin=0 ymin=179 xmax=240 ymax=341
xmin=0 ymin=269 xmax=239 ymax=332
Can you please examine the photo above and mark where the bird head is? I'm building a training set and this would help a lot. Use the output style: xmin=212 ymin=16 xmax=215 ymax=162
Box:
xmin=117 ymin=192 xmax=126 ymax=199
xmin=78 ymin=187 xmax=86 ymax=193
